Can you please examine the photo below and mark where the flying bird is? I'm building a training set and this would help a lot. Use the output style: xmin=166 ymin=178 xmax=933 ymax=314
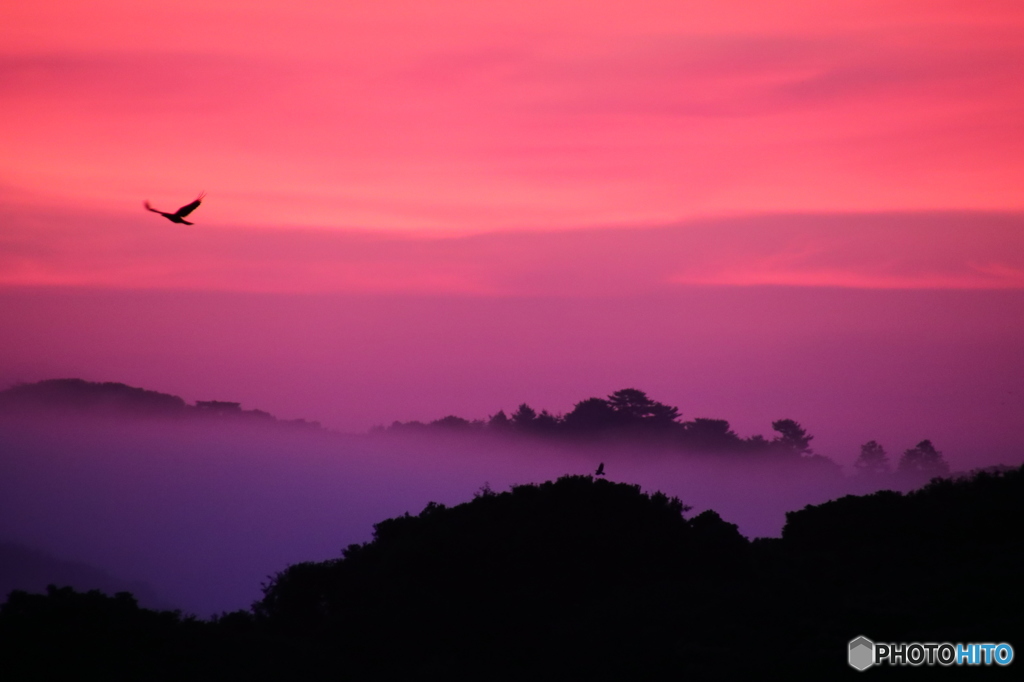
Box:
xmin=595 ymin=462 xmax=605 ymax=476
xmin=144 ymin=192 xmax=205 ymax=225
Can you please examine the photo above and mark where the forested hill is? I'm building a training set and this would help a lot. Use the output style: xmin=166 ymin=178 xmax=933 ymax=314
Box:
xmin=2 ymin=465 xmax=1021 ymax=679
xmin=382 ymin=387 xmax=953 ymax=478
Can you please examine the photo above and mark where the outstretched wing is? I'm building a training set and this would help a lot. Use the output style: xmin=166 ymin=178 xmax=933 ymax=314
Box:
xmin=174 ymin=192 xmax=205 ymax=218
xmin=144 ymin=201 xmax=163 ymax=214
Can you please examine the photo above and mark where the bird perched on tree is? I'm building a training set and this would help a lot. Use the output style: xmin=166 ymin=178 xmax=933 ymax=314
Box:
xmin=595 ymin=462 xmax=605 ymax=476
xmin=144 ymin=192 xmax=205 ymax=225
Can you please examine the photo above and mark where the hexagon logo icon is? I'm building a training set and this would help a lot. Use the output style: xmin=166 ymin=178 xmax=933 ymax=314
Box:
xmin=849 ymin=636 xmax=875 ymax=671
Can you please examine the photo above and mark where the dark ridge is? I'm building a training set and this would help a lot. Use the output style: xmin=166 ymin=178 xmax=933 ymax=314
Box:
xmin=0 ymin=466 xmax=1021 ymax=678
xmin=783 ymin=464 xmax=1024 ymax=551
xmin=0 ymin=586 xmax=274 ymax=681
xmin=252 ymin=467 xmax=1022 ymax=677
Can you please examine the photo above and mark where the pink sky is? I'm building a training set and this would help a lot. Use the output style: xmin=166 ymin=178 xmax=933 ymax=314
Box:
xmin=2 ymin=2 xmax=1023 ymax=467
xmin=3 ymin=1 xmax=1024 ymax=236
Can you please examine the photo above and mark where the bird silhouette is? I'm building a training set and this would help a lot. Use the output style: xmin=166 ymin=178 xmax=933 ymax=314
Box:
xmin=144 ymin=192 xmax=205 ymax=224
xmin=595 ymin=462 xmax=605 ymax=476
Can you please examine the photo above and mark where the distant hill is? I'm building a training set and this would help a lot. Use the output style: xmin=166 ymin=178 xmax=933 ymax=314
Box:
xmin=0 ymin=379 xmax=320 ymax=428
xmin=0 ymin=541 xmax=170 ymax=610
xmin=0 ymin=378 xmax=187 ymax=415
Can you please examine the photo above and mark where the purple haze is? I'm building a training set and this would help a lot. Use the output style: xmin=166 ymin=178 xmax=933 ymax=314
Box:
xmin=1 ymin=408 xmax=1012 ymax=616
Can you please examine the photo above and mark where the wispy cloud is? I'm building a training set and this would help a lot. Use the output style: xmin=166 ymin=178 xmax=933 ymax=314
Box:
xmin=2 ymin=205 xmax=1022 ymax=293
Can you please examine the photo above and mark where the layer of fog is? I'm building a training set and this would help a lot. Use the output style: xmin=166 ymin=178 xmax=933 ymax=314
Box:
xmin=1 ymin=412 xmax=1013 ymax=616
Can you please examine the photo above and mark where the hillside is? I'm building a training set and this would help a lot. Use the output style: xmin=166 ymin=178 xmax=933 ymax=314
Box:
xmin=2 ymin=465 xmax=1020 ymax=679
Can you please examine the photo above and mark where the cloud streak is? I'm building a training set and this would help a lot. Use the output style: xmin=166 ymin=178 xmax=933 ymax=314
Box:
xmin=2 ymin=206 xmax=1022 ymax=293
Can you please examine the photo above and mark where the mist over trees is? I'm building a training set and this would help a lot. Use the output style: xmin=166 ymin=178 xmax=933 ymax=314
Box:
xmin=0 ymin=378 xmax=1013 ymax=677
xmin=853 ymin=440 xmax=889 ymax=476
xmin=386 ymin=387 xmax=817 ymax=454
xmin=1 ymin=380 xmax=956 ymax=482
xmin=382 ymin=387 xmax=954 ymax=481
xmin=0 ymin=379 xmax=959 ymax=507
xmin=897 ymin=439 xmax=951 ymax=477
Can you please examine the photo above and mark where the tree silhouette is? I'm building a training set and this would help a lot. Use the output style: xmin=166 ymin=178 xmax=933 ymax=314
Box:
xmin=430 ymin=415 xmax=474 ymax=430
xmin=562 ymin=397 xmax=617 ymax=432
xmin=897 ymin=439 xmax=950 ymax=477
xmin=771 ymin=419 xmax=813 ymax=456
xmin=683 ymin=418 xmax=741 ymax=450
xmin=510 ymin=403 xmax=537 ymax=430
xmin=608 ymin=388 xmax=661 ymax=423
xmin=487 ymin=409 xmax=511 ymax=431
xmin=646 ymin=400 xmax=681 ymax=425
xmin=533 ymin=409 xmax=561 ymax=432
xmin=854 ymin=440 xmax=890 ymax=475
